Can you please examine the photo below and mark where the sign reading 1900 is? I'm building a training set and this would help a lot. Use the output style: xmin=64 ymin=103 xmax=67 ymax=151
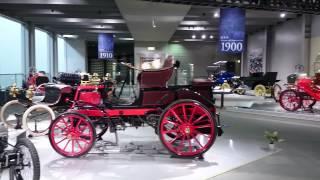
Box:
xmin=219 ymin=8 xmax=245 ymax=53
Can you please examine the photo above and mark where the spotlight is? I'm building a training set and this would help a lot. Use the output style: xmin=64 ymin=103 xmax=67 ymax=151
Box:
xmin=214 ymin=11 xmax=219 ymax=18
xmin=201 ymin=34 xmax=206 ymax=39
xmin=280 ymin=13 xmax=286 ymax=18
xmin=192 ymin=35 xmax=196 ymax=39
xmin=209 ymin=35 xmax=214 ymax=39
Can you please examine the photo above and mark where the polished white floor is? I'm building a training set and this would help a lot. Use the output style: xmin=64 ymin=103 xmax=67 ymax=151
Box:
xmin=1 ymin=126 xmax=275 ymax=180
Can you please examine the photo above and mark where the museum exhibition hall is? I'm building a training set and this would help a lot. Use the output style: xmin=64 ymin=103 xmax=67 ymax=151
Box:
xmin=0 ymin=0 xmax=320 ymax=179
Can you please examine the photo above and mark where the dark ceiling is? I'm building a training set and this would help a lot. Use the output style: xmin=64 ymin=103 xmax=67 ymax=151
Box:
xmin=0 ymin=0 xmax=302 ymax=42
xmin=0 ymin=0 xmax=131 ymax=41
xmin=170 ymin=6 xmax=298 ymax=42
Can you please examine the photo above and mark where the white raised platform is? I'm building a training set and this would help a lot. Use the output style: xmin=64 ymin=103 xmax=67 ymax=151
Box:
xmin=1 ymin=127 xmax=278 ymax=180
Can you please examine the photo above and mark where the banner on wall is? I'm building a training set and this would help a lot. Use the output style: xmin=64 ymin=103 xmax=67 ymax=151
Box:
xmin=98 ymin=33 xmax=114 ymax=59
xmin=248 ymin=48 xmax=263 ymax=74
xmin=219 ymin=8 xmax=245 ymax=53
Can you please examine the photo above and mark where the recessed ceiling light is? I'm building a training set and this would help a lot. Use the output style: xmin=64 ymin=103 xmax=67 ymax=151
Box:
xmin=201 ymin=34 xmax=206 ymax=39
xmin=280 ymin=13 xmax=286 ymax=18
xmin=192 ymin=35 xmax=196 ymax=39
xmin=119 ymin=38 xmax=134 ymax=41
xmin=147 ymin=47 xmax=156 ymax=51
xmin=194 ymin=26 xmax=205 ymax=31
xmin=62 ymin=34 xmax=78 ymax=38
xmin=209 ymin=35 xmax=214 ymax=39
xmin=173 ymin=40 xmax=180 ymax=43
xmin=214 ymin=12 xmax=219 ymax=18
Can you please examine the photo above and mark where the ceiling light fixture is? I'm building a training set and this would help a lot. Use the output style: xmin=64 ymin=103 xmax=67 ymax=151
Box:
xmin=209 ymin=35 xmax=214 ymax=39
xmin=280 ymin=12 xmax=286 ymax=18
xmin=62 ymin=34 xmax=78 ymax=38
xmin=214 ymin=11 xmax=219 ymax=18
xmin=192 ymin=35 xmax=196 ymax=39
xmin=147 ymin=47 xmax=156 ymax=51
xmin=173 ymin=40 xmax=180 ymax=43
xmin=152 ymin=18 xmax=157 ymax=28
xmin=201 ymin=34 xmax=206 ymax=39
xmin=119 ymin=38 xmax=134 ymax=41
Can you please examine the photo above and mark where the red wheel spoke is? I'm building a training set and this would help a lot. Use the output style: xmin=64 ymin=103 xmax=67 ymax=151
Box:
xmin=56 ymin=137 xmax=68 ymax=145
xmin=194 ymin=137 xmax=203 ymax=148
xmin=63 ymin=140 xmax=71 ymax=151
xmin=192 ymin=114 xmax=207 ymax=124
xmin=182 ymin=105 xmax=187 ymax=122
xmin=188 ymin=106 xmax=197 ymax=123
xmin=72 ymin=140 xmax=75 ymax=154
xmin=163 ymin=129 xmax=178 ymax=134
xmin=163 ymin=120 xmax=178 ymax=126
xmin=76 ymin=118 xmax=82 ymax=129
xmin=78 ymin=138 xmax=90 ymax=145
xmin=169 ymin=109 xmax=184 ymax=124
xmin=176 ymin=136 xmax=185 ymax=152
xmin=195 ymin=124 xmax=212 ymax=129
xmin=75 ymin=140 xmax=83 ymax=151
xmin=168 ymin=134 xmax=181 ymax=144
xmin=188 ymin=139 xmax=192 ymax=152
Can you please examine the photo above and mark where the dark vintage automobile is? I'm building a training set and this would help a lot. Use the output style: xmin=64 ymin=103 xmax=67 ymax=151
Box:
xmin=240 ymin=72 xmax=280 ymax=96
xmin=48 ymin=56 xmax=223 ymax=159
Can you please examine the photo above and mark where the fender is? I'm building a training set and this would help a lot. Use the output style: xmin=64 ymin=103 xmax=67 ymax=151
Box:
xmin=175 ymin=88 xmax=223 ymax=136
xmin=175 ymin=88 xmax=215 ymax=112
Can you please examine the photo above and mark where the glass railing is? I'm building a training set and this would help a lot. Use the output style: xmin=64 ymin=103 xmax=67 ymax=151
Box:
xmin=0 ymin=74 xmax=25 ymax=90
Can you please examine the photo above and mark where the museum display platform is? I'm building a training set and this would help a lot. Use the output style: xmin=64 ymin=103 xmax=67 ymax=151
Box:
xmin=1 ymin=127 xmax=277 ymax=180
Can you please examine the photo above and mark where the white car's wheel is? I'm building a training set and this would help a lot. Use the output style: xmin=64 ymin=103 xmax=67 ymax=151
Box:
xmin=0 ymin=100 xmax=28 ymax=128
xmin=22 ymin=104 xmax=55 ymax=136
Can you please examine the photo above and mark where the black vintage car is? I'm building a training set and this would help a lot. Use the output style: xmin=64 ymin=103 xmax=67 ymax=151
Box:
xmin=240 ymin=72 xmax=280 ymax=96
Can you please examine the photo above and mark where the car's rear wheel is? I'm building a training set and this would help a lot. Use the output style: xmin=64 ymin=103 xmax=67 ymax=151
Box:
xmin=158 ymin=100 xmax=216 ymax=158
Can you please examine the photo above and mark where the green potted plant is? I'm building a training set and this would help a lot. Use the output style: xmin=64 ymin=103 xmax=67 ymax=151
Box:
xmin=264 ymin=131 xmax=280 ymax=150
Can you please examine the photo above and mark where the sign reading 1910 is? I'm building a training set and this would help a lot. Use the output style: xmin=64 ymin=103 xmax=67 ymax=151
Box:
xmin=99 ymin=52 xmax=113 ymax=59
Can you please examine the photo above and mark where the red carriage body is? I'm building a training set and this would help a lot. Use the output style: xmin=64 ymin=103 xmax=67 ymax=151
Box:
xmin=48 ymin=57 xmax=223 ymax=158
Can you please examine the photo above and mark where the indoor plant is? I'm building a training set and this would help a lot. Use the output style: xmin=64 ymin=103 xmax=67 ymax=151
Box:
xmin=264 ymin=131 xmax=280 ymax=150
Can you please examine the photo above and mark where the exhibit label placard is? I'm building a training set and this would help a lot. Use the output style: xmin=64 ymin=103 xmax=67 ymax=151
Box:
xmin=98 ymin=33 xmax=114 ymax=59
xmin=219 ymin=8 xmax=245 ymax=53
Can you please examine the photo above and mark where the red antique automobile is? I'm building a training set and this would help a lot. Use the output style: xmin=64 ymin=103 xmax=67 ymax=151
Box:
xmin=48 ymin=57 xmax=223 ymax=158
xmin=279 ymin=74 xmax=319 ymax=112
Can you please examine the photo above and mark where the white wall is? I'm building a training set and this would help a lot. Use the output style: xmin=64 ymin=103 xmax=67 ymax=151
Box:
xmin=65 ymin=39 xmax=87 ymax=73
xmin=310 ymin=15 xmax=320 ymax=75
xmin=269 ymin=17 xmax=305 ymax=82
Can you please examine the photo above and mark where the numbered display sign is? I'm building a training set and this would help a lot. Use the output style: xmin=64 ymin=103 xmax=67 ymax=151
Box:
xmin=219 ymin=8 xmax=245 ymax=53
xmin=98 ymin=33 xmax=114 ymax=59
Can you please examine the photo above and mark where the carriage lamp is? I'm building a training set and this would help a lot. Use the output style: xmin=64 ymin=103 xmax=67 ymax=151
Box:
xmin=91 ymin=73 xmax=101 ymax=85
xmin=104 ymin=73 xmax=111 ymax=81
xmin=9 ymin=83 xmax=20 ymax=98
xmin=25 ymin=85 xmax=35 ymax=101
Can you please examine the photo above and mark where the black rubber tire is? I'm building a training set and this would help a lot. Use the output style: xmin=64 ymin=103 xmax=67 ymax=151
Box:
xmin=158 ymin=99 xmax=217 ymax=158
xmin=272 ymin=84 xmax=282 ymax=102
xmin=10 ymin=138 xmax=41 ymax=180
